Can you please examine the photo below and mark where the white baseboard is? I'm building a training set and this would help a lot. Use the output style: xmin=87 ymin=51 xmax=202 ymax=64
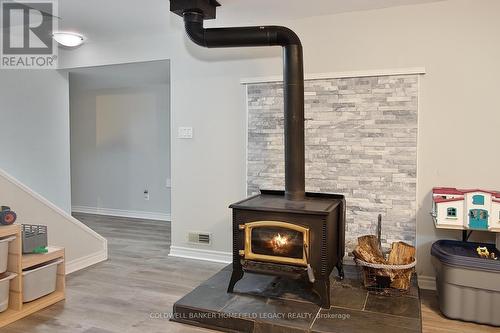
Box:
xmin=66 ymin=249 xmax=108 ymax=275
xmin=169 ymin=246 xmax=232 ymax=264
xmin=418 ymin=275 xmax=436 ymax=290
xmin=72 ymin=205 xmax=171 ymax=222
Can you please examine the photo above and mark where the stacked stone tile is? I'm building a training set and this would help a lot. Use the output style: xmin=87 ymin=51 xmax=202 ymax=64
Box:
xmin=247 ymin=75 xmax=418 ymax=252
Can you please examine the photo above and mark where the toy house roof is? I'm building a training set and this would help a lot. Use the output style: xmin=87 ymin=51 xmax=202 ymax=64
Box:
xmin=433 ymin=187 xmax=500 ymax=198
xmin=433 ymin=187 xmax=464 ymax=195
xmin=433 ymin=196 xmax=465 ymax=203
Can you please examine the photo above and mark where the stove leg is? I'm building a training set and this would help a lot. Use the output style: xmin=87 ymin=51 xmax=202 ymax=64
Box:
xmin=313 ymin=278 xmax=330 ymax=309
xmin=227 ymin=268 xmax=244 ymax=293
xmin=336 ymin=261 xmax=344 ymax=280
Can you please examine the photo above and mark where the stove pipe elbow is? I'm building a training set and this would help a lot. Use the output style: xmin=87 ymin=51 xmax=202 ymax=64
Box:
xmin=183 ymin=12 xmax=207 ymax=47
xmin=183 ymin=12 xmax=302 ymax=48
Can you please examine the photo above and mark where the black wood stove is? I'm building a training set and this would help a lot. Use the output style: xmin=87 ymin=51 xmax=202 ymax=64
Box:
xmin=229 ymin=190 xmax=345 ymax=308
xmin=170 ymin=0 xmax=346 ymax=308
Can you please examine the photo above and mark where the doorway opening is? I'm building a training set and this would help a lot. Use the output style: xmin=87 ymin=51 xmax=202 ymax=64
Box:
xmin=68 ymin=60 xmax=171 ymax=249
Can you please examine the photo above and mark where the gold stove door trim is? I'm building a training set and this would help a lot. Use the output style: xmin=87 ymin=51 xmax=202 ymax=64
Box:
xmin=241 ymin=221 xmax=309 ymax=267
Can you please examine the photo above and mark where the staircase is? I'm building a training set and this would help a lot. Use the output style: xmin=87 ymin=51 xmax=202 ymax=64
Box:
xmin=0 ymin=168 xmax=107 ymax=273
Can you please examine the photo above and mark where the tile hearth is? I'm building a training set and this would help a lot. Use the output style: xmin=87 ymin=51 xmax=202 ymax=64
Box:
xmin=172 ymin=265 xmax=422 ymax=333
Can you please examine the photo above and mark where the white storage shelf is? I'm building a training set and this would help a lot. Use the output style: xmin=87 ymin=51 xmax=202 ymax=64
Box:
xmin=0 ymin=225 xmax=65 ymax=328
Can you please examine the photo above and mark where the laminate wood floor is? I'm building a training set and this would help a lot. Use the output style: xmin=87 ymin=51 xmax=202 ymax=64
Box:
xmin=3 ymin=214 xmax=497 ymax=333
xmin=3 ymin=213 xmax=224 ymax=333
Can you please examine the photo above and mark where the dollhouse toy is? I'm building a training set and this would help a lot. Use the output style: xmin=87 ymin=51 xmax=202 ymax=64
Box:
xmin=431 ymin=189 xmax=500 ymax=326
xmin=431 ymin=187 xmax=500 ymax=232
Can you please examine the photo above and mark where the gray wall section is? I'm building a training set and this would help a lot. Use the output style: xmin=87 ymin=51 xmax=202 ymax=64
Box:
xmin=0 ymin=70 xmax=71 ymax=212
xmin=69 ymin=67 xmax=171 ymax=216
xmin=247 ymin=75 xmax=418 ymax=252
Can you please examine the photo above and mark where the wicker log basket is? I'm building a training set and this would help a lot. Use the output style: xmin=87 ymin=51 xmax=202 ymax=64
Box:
xmin=352 ymin=215 xmax=417 ymax=296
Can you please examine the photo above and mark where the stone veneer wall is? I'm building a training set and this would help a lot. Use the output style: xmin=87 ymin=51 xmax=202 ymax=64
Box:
xmin=246 ymin=75 xmax=418 ymax=252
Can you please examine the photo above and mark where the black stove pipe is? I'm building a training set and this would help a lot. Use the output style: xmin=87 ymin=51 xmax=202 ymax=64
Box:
xmin=182 ymin=11 xmax=306 ymax=201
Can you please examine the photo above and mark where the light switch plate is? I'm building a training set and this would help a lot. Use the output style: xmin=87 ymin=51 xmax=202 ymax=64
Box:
xmin=178 ymin=127 xmax=193 ymax=139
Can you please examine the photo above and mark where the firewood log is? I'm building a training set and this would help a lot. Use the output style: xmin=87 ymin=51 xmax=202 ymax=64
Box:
xmin=353 ymin=235 xmax=393 ymax=279
xmin=353 ymin=235 xmax=384 ymax=262
xmin=387 ymin=241 xmax=415 ymax=290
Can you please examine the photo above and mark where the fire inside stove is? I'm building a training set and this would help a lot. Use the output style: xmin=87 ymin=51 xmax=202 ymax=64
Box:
xmin=271 ymin=233 xmax=289 ymax=253
xmin=252 ymin=227 xmax=303 ymax=258
xmin=241 ymin=221 xmax=309 ymax=266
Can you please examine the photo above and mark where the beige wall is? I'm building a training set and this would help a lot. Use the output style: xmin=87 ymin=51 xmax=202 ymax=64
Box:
xmin=59 ymin=0 xmax=500 ymax=279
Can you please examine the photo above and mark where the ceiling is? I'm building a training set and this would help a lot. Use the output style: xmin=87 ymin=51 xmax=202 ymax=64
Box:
xmin=58 ymin=0 xmax=445 ymax=42
xmin=216 ymin=0 xmax=444 ymax=23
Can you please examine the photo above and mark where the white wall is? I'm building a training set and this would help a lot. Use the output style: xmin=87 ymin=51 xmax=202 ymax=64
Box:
xmin=69 ymin=65 xmax=171 ymax=219
xmin=0 ymin=70 xmax=71 ymax=212
xmin=59 ymin=0 xmax=500 ymax=279
xmin=0 ymin=70 xmax=108 ymax=272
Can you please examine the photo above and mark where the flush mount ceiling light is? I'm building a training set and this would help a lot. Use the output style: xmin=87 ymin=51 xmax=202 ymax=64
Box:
xmin=52 ymin=32 xmax=85 ymax=47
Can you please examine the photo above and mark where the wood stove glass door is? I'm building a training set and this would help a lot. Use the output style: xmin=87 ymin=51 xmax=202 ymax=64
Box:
xmin=241 ymin=221 xmax=309 ymax=266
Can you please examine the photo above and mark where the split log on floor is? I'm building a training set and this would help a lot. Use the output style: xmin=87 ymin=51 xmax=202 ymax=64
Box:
xmin=387 ymin=241 xmax=416 ymax=290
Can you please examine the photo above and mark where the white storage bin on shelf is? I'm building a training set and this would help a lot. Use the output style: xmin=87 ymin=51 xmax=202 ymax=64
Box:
xmin=0 ymin=236 xmax=15 ymax=274
xmin=22 ymin=259 xmax=63 ymax=303
xmin=0 ymin=272 xmax=16 ymax=312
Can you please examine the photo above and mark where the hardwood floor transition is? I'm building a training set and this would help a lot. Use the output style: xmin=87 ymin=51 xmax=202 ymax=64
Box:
xmin=3 ymin=213 xmax=497 ymax=333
